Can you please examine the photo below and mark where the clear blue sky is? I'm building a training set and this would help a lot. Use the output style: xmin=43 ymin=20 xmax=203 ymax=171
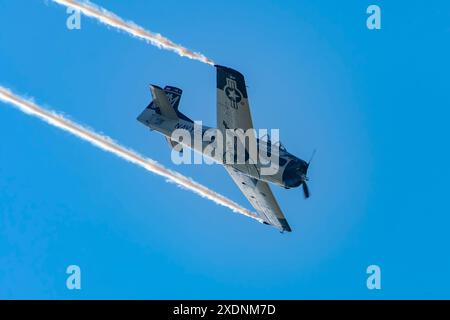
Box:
xmin=0 ymin=0 xmax=449 ymax=299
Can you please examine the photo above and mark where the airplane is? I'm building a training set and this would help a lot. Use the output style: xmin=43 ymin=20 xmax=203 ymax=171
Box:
xmin=137 ymin=65 xmax=312 ymax=232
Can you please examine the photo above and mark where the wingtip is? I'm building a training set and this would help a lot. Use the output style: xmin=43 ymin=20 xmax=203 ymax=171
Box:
xmin=214 ymin=65 xmax=245 ymax=79
xmin=149 ymin=84 xmax=163 ymax=90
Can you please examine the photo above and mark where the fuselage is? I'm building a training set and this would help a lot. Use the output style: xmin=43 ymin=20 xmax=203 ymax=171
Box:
xmin=140 ymin=112 xmax=308 ymax=189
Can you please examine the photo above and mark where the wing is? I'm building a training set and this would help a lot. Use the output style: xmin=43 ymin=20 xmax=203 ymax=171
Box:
xmin=216 ymin=65 xmax=259 ymax=167
xmin=216 ymin=66 xmax=291 ymax=232
xmin=225 ymin=166 xmax=292 ymax=232
xmin=216 ymin=65 xmax=254 ymax=132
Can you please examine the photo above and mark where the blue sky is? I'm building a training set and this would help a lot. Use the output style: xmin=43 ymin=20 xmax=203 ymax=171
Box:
xmin=0 ymin=0 xmax=449 ymax=299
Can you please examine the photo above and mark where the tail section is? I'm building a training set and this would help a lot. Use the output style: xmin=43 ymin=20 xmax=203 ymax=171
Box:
xmin=137 ymin=85 xmax=193 ymax=125
xmin=137 ymin=84 xmax=193 ymax=151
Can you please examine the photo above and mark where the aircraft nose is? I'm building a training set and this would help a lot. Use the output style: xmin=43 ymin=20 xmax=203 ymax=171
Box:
xmin=298 ymin=160 xmax=308 ymax=176
xmin=282 ymin=159 xmax=307 ymax=188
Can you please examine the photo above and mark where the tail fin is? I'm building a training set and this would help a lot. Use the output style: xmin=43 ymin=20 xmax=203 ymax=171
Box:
xmin=162 ymin=86 xmax=193 ymax=122
xmin=163 ymin=86 xmax=182 ymax=110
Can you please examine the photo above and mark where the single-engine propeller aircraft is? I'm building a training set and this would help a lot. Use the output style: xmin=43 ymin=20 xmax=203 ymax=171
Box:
xmin=137 ymin=65 xmax=312 ymax=232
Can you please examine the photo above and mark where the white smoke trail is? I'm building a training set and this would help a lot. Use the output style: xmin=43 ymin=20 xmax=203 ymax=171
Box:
xmin=0 ymin=86 xmax=262 ymax=224
xmin=51 ymin=0 xmax=214 ymax=65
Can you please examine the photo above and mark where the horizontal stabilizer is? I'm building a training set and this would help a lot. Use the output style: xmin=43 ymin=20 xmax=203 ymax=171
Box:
xmin=150 ymin=85 xmax=178 ymax=120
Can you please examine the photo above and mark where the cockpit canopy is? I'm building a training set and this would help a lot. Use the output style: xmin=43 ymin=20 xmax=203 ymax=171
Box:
xmin=259 ymin=133 xmax=287 ymax=152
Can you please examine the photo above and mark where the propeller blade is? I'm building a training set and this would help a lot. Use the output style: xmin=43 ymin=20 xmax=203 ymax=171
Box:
xmin=307 ymin=149 xmax=317 ymax=168
xmin=302 ymin=181 xmax=310 ymax=199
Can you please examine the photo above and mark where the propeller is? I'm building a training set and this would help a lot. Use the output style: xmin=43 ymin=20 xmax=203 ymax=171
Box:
xmin=301 ymin=149 xmax=316 ymax=199
xmin=302 ymin=181 xmax=310 ymax=199
xmin=307 ymin=149 xmax=317 ymax=167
